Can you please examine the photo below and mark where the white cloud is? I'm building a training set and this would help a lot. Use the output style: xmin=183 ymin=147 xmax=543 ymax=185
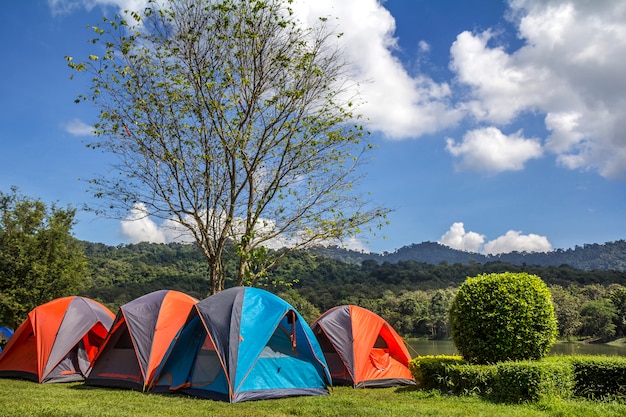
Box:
xmin=120 ymin=204 xmax=369 ymax=252
xmin=57 ymin=0 xmax=464 ymax=139
xmin=445 ymin=127 xmax=543 ymax=172
xmin=483 ymin=230 xmax=553 ymax=255
xmin=56 ymin=0 xmax=626 ymax=178
xmin=258 ymin=0 xmax=464 ymax=139
xmin=544 ymin=112 xmax=584 ymax=154
xmin=439 ymin=222 xmax=485 ymax=253
xmin=48 ymin=0 xmax=150 ymax=15
xmin=120 ymin=203 xmax=195 ymax=244
xmin=450 ymin=30 xmax=548 ymax=124
xmin=63 ymin=118 xmax=94 ymax=136
xmin=121 ymin=204 xmax=167 ymax=243
xmin=439 ymin=222 xmax=552 ymax=255
xmin=450 ymin=0 xmax=626 ymax=178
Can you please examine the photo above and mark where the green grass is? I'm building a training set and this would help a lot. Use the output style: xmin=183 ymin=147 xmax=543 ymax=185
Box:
xmin=1 ymin=379 xmax=626 ymax=417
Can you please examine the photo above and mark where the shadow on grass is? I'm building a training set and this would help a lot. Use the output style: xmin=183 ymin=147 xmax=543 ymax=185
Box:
xmin=394 ymin=385 xmax=422 ymax=394
xmin=68 ymin=382 xmax=200 ymax=401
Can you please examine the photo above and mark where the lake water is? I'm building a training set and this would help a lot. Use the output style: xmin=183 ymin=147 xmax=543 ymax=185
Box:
xmin=408 ymin=339 xmax=626 ymax=357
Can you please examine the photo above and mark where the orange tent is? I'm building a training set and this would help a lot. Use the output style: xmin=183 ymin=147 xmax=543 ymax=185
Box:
xmin=311 ymin=305 xmax=415 ymax=388
xmin=86 ymin=289 xmax=197 ymax=391
xmin=0 ymin=296 xmax=114 ymax=383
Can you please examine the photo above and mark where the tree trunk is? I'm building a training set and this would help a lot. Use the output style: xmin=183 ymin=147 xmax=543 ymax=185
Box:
xmin=209 ymin=257 xmax=226 ymax=295
xmin=236 ymin=258 xmax=250 ymax=287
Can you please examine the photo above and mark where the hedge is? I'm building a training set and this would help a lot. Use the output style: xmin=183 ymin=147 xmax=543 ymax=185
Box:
xmin=567 ymin=356 xmax=626 ymax=399
xmin=409 ymin=355 xmax=626 ymax=403
xmin=490 ymin=360 xmax=574 ymax=403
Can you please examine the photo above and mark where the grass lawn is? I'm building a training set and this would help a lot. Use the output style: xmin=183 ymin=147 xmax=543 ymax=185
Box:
xmin=1 ymin=379 xmax=626 ymax=417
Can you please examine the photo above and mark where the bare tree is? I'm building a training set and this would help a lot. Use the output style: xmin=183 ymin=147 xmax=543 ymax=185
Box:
xmin=67 ymin=0 xmax=389 ymax=293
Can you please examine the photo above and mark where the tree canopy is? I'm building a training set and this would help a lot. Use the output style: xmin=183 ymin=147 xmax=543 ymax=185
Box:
xmin=67 ymin=0 xmax=388 ymax=293
xmin=0 ymin=188 xmax=87 ymax=328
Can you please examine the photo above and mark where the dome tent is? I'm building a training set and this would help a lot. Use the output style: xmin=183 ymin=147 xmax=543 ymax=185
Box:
xmin=86 ymin=289 xmax=197 ymax=391
xmin=0 ymin=296 xmax=114 ymax=383
xmin=154 ymin=287 xmax=331 ymax=402
xmin=311 ymin=305 xmax=415 ymax=388
xmin=0 ymin=327 xmax=13 ymax=353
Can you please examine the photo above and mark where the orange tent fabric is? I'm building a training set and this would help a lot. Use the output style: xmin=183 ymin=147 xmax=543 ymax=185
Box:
xmin=86 ymin=290 xmax=197 ymax=391
xmin=0 ymin=296 xmax=114 ymax=383
xmin=312 ymin=305 xmax=415 ymax=388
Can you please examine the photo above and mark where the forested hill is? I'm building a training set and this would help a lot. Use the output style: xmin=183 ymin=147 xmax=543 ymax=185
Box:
xmin=310 ymin=240 xmax=626 ymax=271
xmin=77 ymin=239 xmax=626 ymax=341
xmin=80 ymin=239 xmax=626 ymax=313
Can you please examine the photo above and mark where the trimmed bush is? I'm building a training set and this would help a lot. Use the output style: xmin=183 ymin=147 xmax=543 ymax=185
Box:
xmin=568 ymin=356 xmax=626 ymax=399
xmin=489 ymin=361 xmax=574 ymax=403
xmin=409 ymin=355 xmax=466 ymax=390
xmin=449 ymin=272 xmax=557 ymax=364
xmin=410 ymin=355 xmax=626 ymax=403
xmin=445 ymin=363 xmax=496 ymax=397
xmin=409 ymin=355 xmax=497 ymax=396
xmin=409 ymin=356 xmax=575 ymax=403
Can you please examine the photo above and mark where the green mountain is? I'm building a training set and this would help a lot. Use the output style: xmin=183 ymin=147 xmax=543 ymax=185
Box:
xmin=311 ymin=240 xmax=626 ymax=272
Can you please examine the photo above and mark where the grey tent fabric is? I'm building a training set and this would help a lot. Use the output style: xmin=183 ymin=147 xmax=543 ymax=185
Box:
xmin=42 ymin=297 xmax=112 ymax=381
xmin=0 ymin=296 xmax=114 ymax=383
xmin=120 ymin=290 xmax=167 ymax=375
xmin=85 ymin=290 xmax=197 ymax=391
xmin=312 ymin=305 xmax=415 ymax=388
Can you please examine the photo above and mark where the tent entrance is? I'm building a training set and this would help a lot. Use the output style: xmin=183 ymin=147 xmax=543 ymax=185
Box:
xmin=189 ymin=334 xmax=222 ymax=387
xmin=314 ymin=328 xmax=352 ymax=385
xmin=260 ymin=322 xmax=295 ymax=358
xmin=369 ymin=335 xmax=391 ymax=371
xmin=165 ymin=318 xmax=229 ymax=396
xmin=88 ymin=324 xmax=142 ymax=386
xmin=43 ymin=339 xmax=91 ymax=383
xmin=236 ymin=312 xmax=326 ymax=394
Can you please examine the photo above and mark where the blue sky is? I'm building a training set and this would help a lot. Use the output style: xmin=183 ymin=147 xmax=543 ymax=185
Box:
xmin=1 ymin=0 xmax=625 ymax=255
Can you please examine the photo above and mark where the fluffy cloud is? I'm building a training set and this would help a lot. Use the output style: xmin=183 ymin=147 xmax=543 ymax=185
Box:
xmin=439 ymin=222 xmax=552 ymax=255
xmin=120 ymin=203 xmax=195 ymax=244
xmin=289 ymin=0 xmax=465 ymax=139
xmin=63 ymin=118 xmax=94 ymax=136
xmin=120 ymin=204 xmax=370 ymax=251
xmin=450 ymin=0 xmax=626 ymax=178
xmin=54 ymin=0 xmax=626 ymax=178
xmin=48 ymin=0 xmax=150 ymax=15
xmin=482 ymin=230 xmax=553 ymax=255
xmin=439 ymin=222 xmax=485 ymax=253
xmin=53 ymin=0 xmax=463 ymax=140
xmin=445 ymin=127 xmax=543 ymax=172
xmin=121 ymin=206 xmax=167 ymax=244
xmin=450 ymin=30 xmax=548 ymax=125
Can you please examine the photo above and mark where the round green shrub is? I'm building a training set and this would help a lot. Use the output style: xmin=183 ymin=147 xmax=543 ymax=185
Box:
xmin=449 ymin=272 xmax=557 ymax=364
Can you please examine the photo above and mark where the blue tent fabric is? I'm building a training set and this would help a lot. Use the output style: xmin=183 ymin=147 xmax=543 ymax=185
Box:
xmin=0 ymin=327 xmax=13 ymax=340
xmin=0 ymin=327 xmax=13 ymax=353
xmin=154 ymin=287 xmax=330 ymax=402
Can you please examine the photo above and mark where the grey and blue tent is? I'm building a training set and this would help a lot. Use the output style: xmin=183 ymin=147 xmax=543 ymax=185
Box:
xmin=153 ymin=287 xmax=331 ymax=402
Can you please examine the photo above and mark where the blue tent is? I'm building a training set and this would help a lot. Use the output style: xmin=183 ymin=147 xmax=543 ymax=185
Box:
xmin=153 ymin=287 xmax=330 ymax=402
xmin=0 ymin=327 xmax=13 ymax=354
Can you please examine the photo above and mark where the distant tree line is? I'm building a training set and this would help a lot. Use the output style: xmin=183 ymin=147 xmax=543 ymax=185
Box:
xmin=5 ymin=189 xmax=624 ymax=341
xmin=310 ymin=240 xmax=626 ymax=272
xmin=80 ymin=242 xmax=626 ymax=340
